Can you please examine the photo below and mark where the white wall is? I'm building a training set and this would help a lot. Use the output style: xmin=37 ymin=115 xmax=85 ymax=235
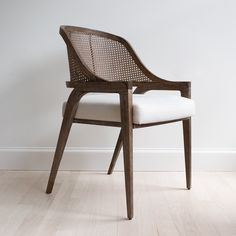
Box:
xmin=1 ymin=0 xmax=236 ymax=170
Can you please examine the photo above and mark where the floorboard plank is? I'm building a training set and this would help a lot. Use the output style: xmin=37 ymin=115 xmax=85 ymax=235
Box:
xmin=0 ymin=171 xmax=236 ymax=236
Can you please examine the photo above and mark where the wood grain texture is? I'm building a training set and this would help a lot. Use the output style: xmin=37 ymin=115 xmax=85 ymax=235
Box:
xmin=1 ymin=171 xmax=236 ymax=236
xmin=107 ymin=129 xmax=123 ymax=175
xmin=46 ymin=90 xmax=86 ymax=194
xmin=183 ymin=118 xmax=192 ymax=189
xmin=120 ymin=89 xmax=134 ymax=219
xmin=48 ymin=25 xmax=193 ymax=220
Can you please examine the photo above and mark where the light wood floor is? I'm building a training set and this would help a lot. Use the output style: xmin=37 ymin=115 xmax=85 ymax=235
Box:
xmin=0 ymin=171 xmax=236 ymax=236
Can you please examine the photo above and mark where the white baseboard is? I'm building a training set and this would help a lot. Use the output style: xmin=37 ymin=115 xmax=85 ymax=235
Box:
xmin=0 ymin=147 xmax=236 ymax=171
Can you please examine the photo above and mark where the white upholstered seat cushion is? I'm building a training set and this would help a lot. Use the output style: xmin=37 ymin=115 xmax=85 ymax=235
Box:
xmin=62 ymin=93 xmax=195 ymax=125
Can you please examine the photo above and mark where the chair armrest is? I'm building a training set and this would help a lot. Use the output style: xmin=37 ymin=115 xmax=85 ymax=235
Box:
xmin=66 ymin=80 xmax=133 ymax=93
xmin=66 ymin=80 xmax=191 ymax=98
xmin=64 ymin=81 xmax=133 ymax=117
xmin=133 ymin=81 xmax=191 ymax=98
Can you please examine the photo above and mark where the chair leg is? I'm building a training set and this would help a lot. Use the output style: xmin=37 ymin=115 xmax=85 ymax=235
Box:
xmin=122 ymin=126 xmax=133 ymax=220
xmin=183 ymin=118 xmax=191 ymax=190
xmin=46 ymin=113 xmax=73 ymax=194
xmin=46 ymin=91 xmax=85 ymax=194
xmin=120 ymin=90 xmax=133 ymax=220
xmin=107 ymin=129 xmax=123 ymax=175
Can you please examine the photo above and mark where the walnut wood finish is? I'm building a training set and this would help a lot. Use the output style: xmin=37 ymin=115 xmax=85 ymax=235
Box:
xmin=107 ymin=129 xmax=123 ymax=175
xmin=120 ymin=89 xmax=133 ymax=219
xmin=183 ymin=118 xmax=191 ymax=189
xmin=46 ymin=89 xmax=87 ymax=193
xmin=46 ymin=25 xmax=192 ymax=220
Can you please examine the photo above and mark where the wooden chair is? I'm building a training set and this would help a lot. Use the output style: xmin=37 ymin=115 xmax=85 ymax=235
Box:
xmin=46 ymin=25 xmax=195 ymax=220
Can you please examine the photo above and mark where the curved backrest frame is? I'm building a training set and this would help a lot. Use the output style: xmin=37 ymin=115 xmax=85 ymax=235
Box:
xmin=60 ymin=25 xmax=164 ymax=83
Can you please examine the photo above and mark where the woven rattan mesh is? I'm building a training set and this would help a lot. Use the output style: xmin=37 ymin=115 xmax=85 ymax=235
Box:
xmin=67 ymin=47 xmax=89 ymax=82
xmin=69 ymin=31 xmax=151 ymax=82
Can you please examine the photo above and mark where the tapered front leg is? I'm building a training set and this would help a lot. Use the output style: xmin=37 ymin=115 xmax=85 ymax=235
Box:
xmin=183 ymin=118 xmax=191 ymax=190
xmin=120 ymin=89 xmax=133 ymax=220
xmin=46 ymin=90 xmax=86 ymax=194
xmin=107 ymin=129 xmax=123 ymax=175
xmin=108 ymin=87 xmax=143 ymax=175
